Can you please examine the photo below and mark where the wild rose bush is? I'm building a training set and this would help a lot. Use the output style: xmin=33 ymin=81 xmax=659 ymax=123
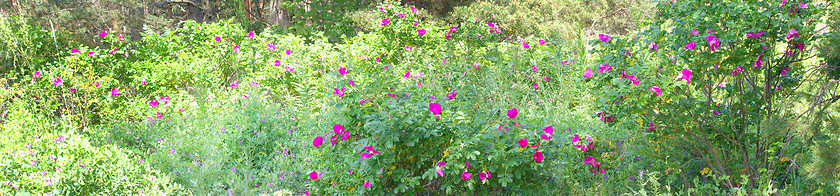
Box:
xmin=3 ymin=4 xmax=622 ymax=194
xmin=585 ymin=0 xmax=828 ymax=194
xmin=2 ymin=1 xmax=837 ymax=195
xmin=292 ymin=4 xmax=624 ymax=194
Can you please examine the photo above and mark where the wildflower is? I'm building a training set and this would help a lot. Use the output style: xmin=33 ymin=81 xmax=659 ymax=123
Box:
xmin=411 ymin=6 xmax=417 ymax=13
xmin=349 ymin=79 xmax=355 ymax=86
xmin=313 ymin=136 xmax=323 ymax=147
xmin=34 ymin=72 xmax=41 ymax=78
xmin=648 ymin=121 xmax=656 ymax=130
xmin=650 ymin=86 xmax=662 ymax=96
xmin=230 ymin=81 xmax=239 ymax=88
xmin=507 ymin=108 xmax=517 ymax=119
xmin=338 ymin=66 xmax=346 ymax=75
xmin=488 ymin=23 xmax=500 ymax=33
xmin=754 ymin=52 xmax=764 ymax=69
xmin=649 ymin=42 xmax=658 ymax=51
xmin=286 ymin=50 xmax=293 ymax=55
xmin=540 ymin=134 xmax=551 ymax=140
xmin=333 ymin=124 xmax=345 ymax=135
xmin=234 ymin=45 xmax=240 ymax=53
xmin=794 ymin=43 xmax=804 ymax=52
xmin=119 ymin=35 xmax=124 ymax=41
xmin=678 ymin=69 xmax=693 ymax=84
xmin=746 ymin=31 xmax=764 ymax=38
xmin=267 ymin=43 xmax=276 ymax=51
xmin=707 ymin=35 xmax=720 ymax=52
xmin=364 ymin=181 xmax=372 ymax=188
xmin=429 ymin=103 xmax=442 ymax=116
xmin=333 ymin=87 xmax=346 ymax=97
xmin=88 ymin=52 xmax=94 ymax=57
xmin=248 ymin=31 xmax=255 ymax=39
xmin=599 ymin=34 xmax=611 ymax=42
xmin=447 ymin=91 xmax=457 ymax=99
xmin=572 ymin=134 xmax=580 ymax=143
xmin=583 ymin=69 xmax=593 ymax=78
xmin=480 ymin=170 xmax=491 ymax=180
xmin=53 ymin=78 xmax=63 ymax=86
xmin=381 ymin=18 xmax=390 ymax=26
xmin=523 ymin=42 xmax=530 ymax=49
xmin=156 ymin=112 xmax=163 ymax=118
xmin=685 ymin=41 xmax=696 ymax=50
xmin=436 ymin=168 xmax=444 ymax=177
xmin=574 ymin=143 xmax=588 ymax=152
xmin=309 ymin=171 xmax=319 ymax=180
xmin=417 ymin=29 xmax=426 ymax=35
xmin=364 ymin=146 xmax=380 ymax=154
xmin=623 ymin=71 xmax=640 ymax=85
xmin=781 ymin=67 xmax=789 ymax=76
xmin=445 ymin=26 xmax=458 ymax=39
xmin=584 ymin=156 xmax=596 ymax=166
xmin=533 ymin=83 xmax=539 ymax=90
xmin=544 ymin=126 xmax=553 ymax=135
xmin=732 ymin=66 xmax=743 ymax=75
xmin=598 ymin=112 xmax=615 ymax=124
xmin=111 ymin=88 xmax=120 ymax=96
xmin=786 ymin=29 xmax=799 ymax=40
xmin=99 ymin=31 xmax=108 ymax=38
xmin=461 ymin=171 xmax=472 ymax=180
xmin=215 ymin=37 xmax=221 ymax=42
xmin=597 ymin=64 xmax=612 ymax=73
xmin=149 ymin=100 xmax=159 ymax=107
xmin=539 ymin=40 xmax=546 ymax=45
xmin=69 ymin=88 xmax=76 ymax=93
xmin=518 ymin=138 xmax=528 ymax=147
xmin=691 ymin=29 xmax=698 ymax=36
xmin=533 ymin=152 xmax=544 ymax=162
xmin=71 ymin=48 xmax=80 ymax=54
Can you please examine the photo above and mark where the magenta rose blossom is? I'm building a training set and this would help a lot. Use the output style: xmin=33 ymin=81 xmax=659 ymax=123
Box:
xmin=507 ymin=108 xmax=518 ymax=119
xmin=313 ymin=136 xmax=324 ymax=147
xmin=533 ymin=152 xmax=544 ymax=162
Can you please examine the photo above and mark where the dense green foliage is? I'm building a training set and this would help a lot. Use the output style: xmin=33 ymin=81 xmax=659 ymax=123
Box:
xmin=1 ymin=0 xmax=839 ymax=195
xmin=587 ymin=0 xmax=830 ymax=194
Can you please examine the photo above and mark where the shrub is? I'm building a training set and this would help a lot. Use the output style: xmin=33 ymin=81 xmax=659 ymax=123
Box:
xmin=586 ymin=0 xmax=829 ymax=194
xmin=0 ymin=105 xmax=180 ymax=195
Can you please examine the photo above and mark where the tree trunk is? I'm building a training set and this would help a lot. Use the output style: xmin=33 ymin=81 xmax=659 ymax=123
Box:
xmin=243 ymin=0 xmax=252 ymax=19
xmin=266 ymin=0 xmax=290 ymax=28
